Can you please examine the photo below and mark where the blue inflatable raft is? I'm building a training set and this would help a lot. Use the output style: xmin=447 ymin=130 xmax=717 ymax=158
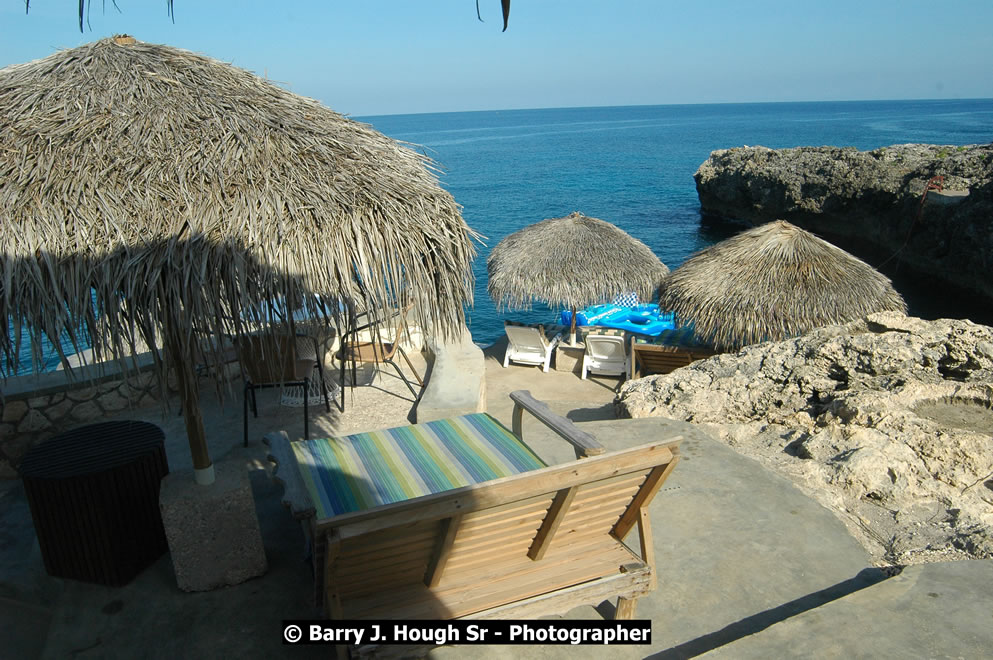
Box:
xmin=560 ymin=303 xmax=675 ymax=337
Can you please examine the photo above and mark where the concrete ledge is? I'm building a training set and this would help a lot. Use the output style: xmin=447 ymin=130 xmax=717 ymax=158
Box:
xmin=415 ymin=325 xmax=486 ymax=423
xmin=2 ymin=351 xmax=159 ymax=401
xmin=926 ymin=188 xmax=969 ymax=206
xmin=159 ymin=460 xmax=267 ymax=592
xmin=554 ymin=342 xmax=585 ymax=374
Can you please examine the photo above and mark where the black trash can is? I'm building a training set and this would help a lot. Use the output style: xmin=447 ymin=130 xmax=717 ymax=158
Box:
xmin=18 ymin=420 xmax=170 ymax=586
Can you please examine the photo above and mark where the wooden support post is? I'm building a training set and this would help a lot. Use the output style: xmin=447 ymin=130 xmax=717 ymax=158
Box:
xmin=424 ymin=514 xmax=463 ymax=588
xmin=528 ymin=486 xmax=578 ymax=560
xmin=615 ymin=562 xmax=643 ymax=619
xmin=615 ymin=596 xmax=638 ymax=619
xmin=324 ymin=531 xmax=343 ymax=620
xmin=637 ymin=507 xmax=656 ymax=590
xmin=512 ymin=403 xmax=525 ymax=441
xmin=613 ymin=454 xmax=679 ymax=539
xmin=166 ymin=330 xmax=213 ymax=484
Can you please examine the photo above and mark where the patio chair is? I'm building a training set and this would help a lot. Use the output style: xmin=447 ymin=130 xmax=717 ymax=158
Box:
xmin=266 ymin=389 xmax=681 ymax=659
xmin=235 ymin=333 xmax=331 ymax=446
xmin=337 ymin=314 xmax=423 ymax=401
xmin=582 ymin=330 xmax=630 ymax=381
xmin=502 ymin=320 xmax=562 ymax=372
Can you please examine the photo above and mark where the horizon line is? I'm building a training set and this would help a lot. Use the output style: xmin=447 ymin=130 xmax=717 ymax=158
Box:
xmin=353 ymin=97 xmax=993 ymax=120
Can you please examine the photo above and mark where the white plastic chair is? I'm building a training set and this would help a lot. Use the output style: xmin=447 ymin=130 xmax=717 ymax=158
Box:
xmin=582 ymin=334 xmax=630 ymax=380
xmin=502 ymin=323 xmax=561 ymax=372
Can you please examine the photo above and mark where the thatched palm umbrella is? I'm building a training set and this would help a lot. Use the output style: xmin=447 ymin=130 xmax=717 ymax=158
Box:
xmin=660 ymin=220 xmax=907 ymax=351
xmin=487 ymin=212 xmax=669 ymax=345
xmin=0 ymin=36 xmax=476 ymax=485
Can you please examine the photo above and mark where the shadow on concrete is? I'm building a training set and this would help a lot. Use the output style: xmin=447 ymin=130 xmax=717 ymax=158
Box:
xmin=648 ymin=567 xmax=890 ymax=659
xmin=565 ymin=403 xmax=616 ymax=423
xmin=581 ymin=374 xmax=626 ymax=394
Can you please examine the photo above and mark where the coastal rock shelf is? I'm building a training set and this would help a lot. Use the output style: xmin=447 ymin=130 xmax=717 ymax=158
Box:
xmin=694 ymin=142 xmax=993 ymax=308
xmin=616 ymin=311 xmax=993 ymax=567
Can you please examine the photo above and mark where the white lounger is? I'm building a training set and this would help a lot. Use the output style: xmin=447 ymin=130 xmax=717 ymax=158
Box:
xmin=502 ymin=321 xmax=562 ymax=372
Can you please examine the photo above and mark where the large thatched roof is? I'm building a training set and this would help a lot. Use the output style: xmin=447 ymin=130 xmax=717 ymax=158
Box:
xmin=1 ymin=35 xmax=476 ymax=368
xmin=0 ymin=36 xmax=477 ymax=480
xmin=660 ymin=220 xmax=907 ymax=350
xmin=487 ymin=212 xmax=668 ymax=311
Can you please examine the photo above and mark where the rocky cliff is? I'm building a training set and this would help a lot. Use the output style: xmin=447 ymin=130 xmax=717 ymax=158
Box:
xmin=616 ymin=312 xmax=993 ymax=567
xmin=694 ymin=143 xmax=993 ymax=306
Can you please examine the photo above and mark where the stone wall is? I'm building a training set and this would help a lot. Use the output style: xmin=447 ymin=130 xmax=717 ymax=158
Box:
xmin=1 ymin=369 xmax=164 ymax=479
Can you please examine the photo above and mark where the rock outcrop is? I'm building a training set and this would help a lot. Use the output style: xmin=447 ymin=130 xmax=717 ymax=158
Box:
xmin=694 ymin=143 xmax=993 ymax=305
xmin=616 ymin=312 xmax=993 ymax=566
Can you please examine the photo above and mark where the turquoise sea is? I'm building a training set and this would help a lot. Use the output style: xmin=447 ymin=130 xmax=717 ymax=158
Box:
xmin=362 ymin=99 xmax=993 ymax=346
xmin=7 ymin=99 xmax=993 ymax=372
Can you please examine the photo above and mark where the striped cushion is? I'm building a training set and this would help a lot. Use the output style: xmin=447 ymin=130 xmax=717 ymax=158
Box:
xmin=586 ymin=327 xmax=626 ymax=338
xmin=292 ymin=413 xmax=547 ymax=519
xmin=581 ymin=326 xmax=627 ymax=342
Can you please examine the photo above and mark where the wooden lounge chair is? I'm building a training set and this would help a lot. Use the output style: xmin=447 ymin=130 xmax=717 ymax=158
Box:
xmin=267 ymin=390 xmax=681 ymax=658
xmin=629 ymin=335 xmax=717 ymax=379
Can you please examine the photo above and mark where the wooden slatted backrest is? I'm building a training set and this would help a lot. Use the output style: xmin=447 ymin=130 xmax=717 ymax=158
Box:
xmin=320 ymin=438 xmax=680 ymax=609
xmin=631 ymin=339 xmax=717 ymax=378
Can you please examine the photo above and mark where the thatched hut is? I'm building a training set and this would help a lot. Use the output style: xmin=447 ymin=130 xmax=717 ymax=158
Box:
xmin=0 ymin=36 xmax=477 ymax=484
xmin=487 ymin=212 xmax=669 ymax=344
xmin=660 ymin=220 xmax=907 ymax=351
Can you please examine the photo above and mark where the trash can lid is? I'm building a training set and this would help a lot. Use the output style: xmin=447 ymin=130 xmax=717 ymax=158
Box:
xmin=18 ymin=420 xmax=165 ymax=479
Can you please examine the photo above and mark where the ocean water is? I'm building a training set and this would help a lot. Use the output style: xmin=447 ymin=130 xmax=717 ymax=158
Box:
xmin=362 ymin=99 xmax=993 ymax=346
xmin=7 ymin=99 xmax=993 ymax=373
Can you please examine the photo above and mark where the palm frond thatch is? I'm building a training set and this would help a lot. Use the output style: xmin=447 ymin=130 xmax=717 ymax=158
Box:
xmin=487 ymin=212 xmax=669 ymax=311
xmin=660 ymin=220 xmax=907 ymax=351
xmin=0 ymin=36 xmax=477 ymax=478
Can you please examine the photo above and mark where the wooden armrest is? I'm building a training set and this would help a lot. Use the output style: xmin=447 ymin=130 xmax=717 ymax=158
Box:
xmin=264 ymin=431 xmax=316 ymax=519
xmin=509 ymin=389 xmax=605 ymax=458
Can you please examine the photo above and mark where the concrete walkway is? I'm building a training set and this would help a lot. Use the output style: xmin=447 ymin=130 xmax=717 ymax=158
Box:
xmin=701 ymin=559 xmax=993 ymax=659
xmin=2 ymin=339 xmax=991 ymax=658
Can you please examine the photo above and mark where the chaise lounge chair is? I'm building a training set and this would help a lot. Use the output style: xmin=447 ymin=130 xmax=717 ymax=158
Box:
xmin=582 ymin=330 xmax=630 ymax=381
xmin=266 ymin=390 xmax=681 ymax=658
xmin=502 ymin=321 xmax=562 ymax=372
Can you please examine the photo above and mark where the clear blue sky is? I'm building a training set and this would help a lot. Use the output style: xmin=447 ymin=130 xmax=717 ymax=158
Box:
xmin=2 ymin=1 xmax=991 ymax=117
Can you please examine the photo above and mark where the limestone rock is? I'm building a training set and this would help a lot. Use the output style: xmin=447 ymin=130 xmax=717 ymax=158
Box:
xmin=694 ymin=143 xmax=993 ymax=308
xmin=616 ymin=312 xmax=993 ymax=566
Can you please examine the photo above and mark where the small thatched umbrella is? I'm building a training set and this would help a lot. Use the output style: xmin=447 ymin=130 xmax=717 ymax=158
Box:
xmin=0 ymin=36 xmax=477 ymax=485
xmin=487 ymin=212 xmax=669 ymax=345
xmin=660 ymin=220 xmax=907 ymax=351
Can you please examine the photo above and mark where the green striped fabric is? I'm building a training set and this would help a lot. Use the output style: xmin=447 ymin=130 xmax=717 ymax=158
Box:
xmin=291 ymin=413 xmax=547 ymax=520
